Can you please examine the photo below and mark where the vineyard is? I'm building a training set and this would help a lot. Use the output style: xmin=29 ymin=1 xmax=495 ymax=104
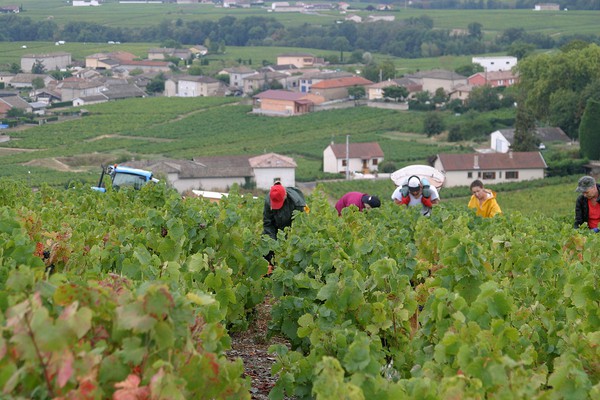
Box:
xmin=0 ymin=179 xmax=598 ymax=399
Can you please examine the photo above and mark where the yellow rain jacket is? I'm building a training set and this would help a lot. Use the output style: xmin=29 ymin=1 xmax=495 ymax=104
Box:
xmin=468 ymin=190 xmax=502 ymax=218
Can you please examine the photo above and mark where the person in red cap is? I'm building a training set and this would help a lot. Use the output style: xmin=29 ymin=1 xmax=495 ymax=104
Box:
xmin=262 ymin=181 xmax=308 ymax=271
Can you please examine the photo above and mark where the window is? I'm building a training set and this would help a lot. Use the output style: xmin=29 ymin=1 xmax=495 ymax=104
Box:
xmin=342 ymin=159 xmax=347 ymax=167
xmin=506 ymin=171 xmax=519 ymax=179
xmin=372 ymin=159 xmax=378 ymax=166
xmin=482 ymin=172 xmax=496 ymax=180
xmin=467 ymin=172 xmax=472 ymax=178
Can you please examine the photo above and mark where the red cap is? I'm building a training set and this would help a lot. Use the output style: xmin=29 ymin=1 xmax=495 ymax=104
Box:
xmin=269 ymin=184 xmax=286 ymax=210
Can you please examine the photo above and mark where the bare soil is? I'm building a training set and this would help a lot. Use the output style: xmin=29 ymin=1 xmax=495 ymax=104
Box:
xmin=227 ymin=298 xmax=292 ymax=400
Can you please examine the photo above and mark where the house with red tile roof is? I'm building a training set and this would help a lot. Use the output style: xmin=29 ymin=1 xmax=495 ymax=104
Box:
xmin=323 ymin=142 xmax=384 ymax=174
xmin=253 ymin=89 xmax=325 ymax=116
xmin=310 ymin=76 xmax=374 ymax=101
xmin=468 ymin=70 xmax=519 ymax=88
xmin=433 ymin=151 xmax=547 ymax=187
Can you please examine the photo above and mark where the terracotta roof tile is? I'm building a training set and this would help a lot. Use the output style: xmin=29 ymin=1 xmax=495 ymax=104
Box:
xmin=311 ymin=76 xmax=374 ymax=89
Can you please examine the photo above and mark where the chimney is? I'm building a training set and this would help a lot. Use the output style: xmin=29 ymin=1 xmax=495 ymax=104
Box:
xmin=508 ymin=151 xmax=513 ymax=159
xmin=474 ymin=155 xmax=479 ymax=169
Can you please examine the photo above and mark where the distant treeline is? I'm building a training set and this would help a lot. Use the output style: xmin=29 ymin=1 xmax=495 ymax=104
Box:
xmin=395 ymin=0 xmax=599 ymax=10
xmin=1 ymin=14 xmax=599 ymax=59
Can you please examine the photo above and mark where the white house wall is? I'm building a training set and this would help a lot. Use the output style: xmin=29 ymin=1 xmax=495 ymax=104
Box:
xmin=254 ymin=168 xmax=295 ymax=190
xmin=434 ymin=163 xmax=545 ymax=188
xmin=164 ymin=80 xmax=177 ymax=97
xmin=490 ymin=131 xmax=510 ymax=153
xmin=178 ymin=81 xmax=200 ymax=97
xmin=323 ymin=147 xmax=338 ymax=173
xmin=166 ymin=176 xmax=246 ymax=193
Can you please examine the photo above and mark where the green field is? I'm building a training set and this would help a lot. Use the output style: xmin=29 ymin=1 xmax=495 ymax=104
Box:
xmin=2 ymin=1 xmax=598 ymax=37
xmin=0 ymin=97 xmax=468 ymax=186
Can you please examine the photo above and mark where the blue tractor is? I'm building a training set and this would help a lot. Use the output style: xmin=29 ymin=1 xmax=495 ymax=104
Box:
xmin=91 ymin=164 xmax=158 ymax=192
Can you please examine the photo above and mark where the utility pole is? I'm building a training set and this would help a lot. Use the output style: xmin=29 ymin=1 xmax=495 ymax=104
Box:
xmin=345 ymin=135 xmax=350 ymax=180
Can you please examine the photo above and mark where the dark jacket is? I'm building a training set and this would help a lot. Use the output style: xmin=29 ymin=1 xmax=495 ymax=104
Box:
xmin=574 ymin=183 xmax=600 ymax=228
xmin=263 ymin=187 xmax=306 ymax=240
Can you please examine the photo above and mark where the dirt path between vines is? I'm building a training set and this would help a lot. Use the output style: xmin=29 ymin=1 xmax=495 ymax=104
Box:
xmin=227 ymin=298 xmax=293 ymax=400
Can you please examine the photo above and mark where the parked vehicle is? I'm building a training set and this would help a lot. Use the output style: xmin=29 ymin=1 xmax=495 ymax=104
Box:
xmin=91 ymin=164 xmax=158 ymax=192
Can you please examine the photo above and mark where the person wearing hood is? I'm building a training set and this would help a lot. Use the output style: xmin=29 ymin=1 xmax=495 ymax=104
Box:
xmin=468 ymin=180 xmax=502 ymax=218
xmin=335 ymin=192 xmax=381 ymax=216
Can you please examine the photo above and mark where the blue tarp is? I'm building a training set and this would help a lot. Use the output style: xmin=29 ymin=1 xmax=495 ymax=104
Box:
xmin=0 ymin=124 xmax=9 ymax=129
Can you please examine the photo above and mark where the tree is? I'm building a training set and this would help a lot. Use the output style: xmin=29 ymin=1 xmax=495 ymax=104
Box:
xmin=31 ymin=59 xmax=46 ymax=74
xmin=333 ymin=36 xmax=350 ymax=63
xmin=507 ymin=41 xmax=535 ymax=59
xmin=423 ymin=112 xmax=445 ymax=137
xmin=146 ymin=73 xmax=166 ymax=94
xmin=32 ymin=77 xmax=45 ymax=90
xmin=579 ymin=99 xmax=600 ymax=160
xmin=518 ymin=44 xmax=600 ymax=138
xmin=466 ymin=85 xmax=501 ymax=111
xmin=468 ymin=22 xmax=483 ymax=40
xmin=9 ymin=63 xmax=21 ymax=74
xmin=347 ymin=86 xmax=365 ymax=100
xmin=511 ymin=105 xmax=539 ymax=151
xmin=455 ymin=63 xmax=484 ymax=77
xmin=382 ymin=86 xmax=408 ymax=102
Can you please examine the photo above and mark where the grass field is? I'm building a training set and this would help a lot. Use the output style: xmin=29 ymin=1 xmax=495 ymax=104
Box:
xmin=2 ymin=1 xmax=598 ymax=37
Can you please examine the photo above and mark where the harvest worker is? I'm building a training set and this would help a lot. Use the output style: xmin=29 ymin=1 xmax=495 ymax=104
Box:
xmin=468 ymin=180 xmax=502 ymax=218
xmin=391 ymin=176 xmax=439 ymax=216
xmin=262 ymin=181 xmax=309 ymax=272
xmin=335 ymin=192 xmax=381 ymax=216
xmin=574 ymin=175 xmax=600 ymax=232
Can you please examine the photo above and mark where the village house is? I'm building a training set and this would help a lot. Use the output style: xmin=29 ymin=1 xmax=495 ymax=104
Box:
xmin=252 ymin=89 xmax=325 ymax=116
xmin=7 ymin=73 xmax=54 ymax=89
xmin=323 ymin=142 xmax=384 ymax=174
xmin=472 ymin=56 xmax=517 ymax=72
xmin=125 ymin=153 xmax=296 ymax=193
xmin=148 ymin=48 xmax=192 ymax=61
xmin=189 ymin=45 xmax=208 ymax=56
xmin=468 ymin=70 xmax=519 ymax=88
xmin=404 ymin=69 xmax=468 ymax=94
xmin=490 ymin=127 xmax=571 ymax=153
xmin=0 ymin=96 xmax=32 ymax=116
xmin=0 ymin=72 xmax=15 ymax=87
xmin=164 ymin=75 xmax=224 ymax=97
xmin=534 ymin=3 xmax=560 ymax=11
xmin=242 ymin=71 xmax=294 ymax=94
xmin=218 ymin=66 xmax=256 ymax=89
xmin=0 ymin=5 xmax=20 ymax=13
xmin=298 ymin=70 xmax=354 ymax=93
xmin=449 ymin=84 xmax=475 ymax=102
xmin=57 ymin=78 xmax=104 ymax=101
xmin=72 ymin=95 xmax=108 ymax=107
xmin=21 ymin=52 xmax=72 ymax=73
xmin=310 ymin=76 xmax=374 ymax=101
xmin=114 ymin=60 xmax=172 ymax=74
xmin=433 ymin=151 xmax=547 ymax=187
xmin=276 ymin=53 xmax=325 ymax=69
xmin=85 ymin=51 xmax=138 ymax=70
xmin=367 ymin=77 xmax=422 ymax=100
